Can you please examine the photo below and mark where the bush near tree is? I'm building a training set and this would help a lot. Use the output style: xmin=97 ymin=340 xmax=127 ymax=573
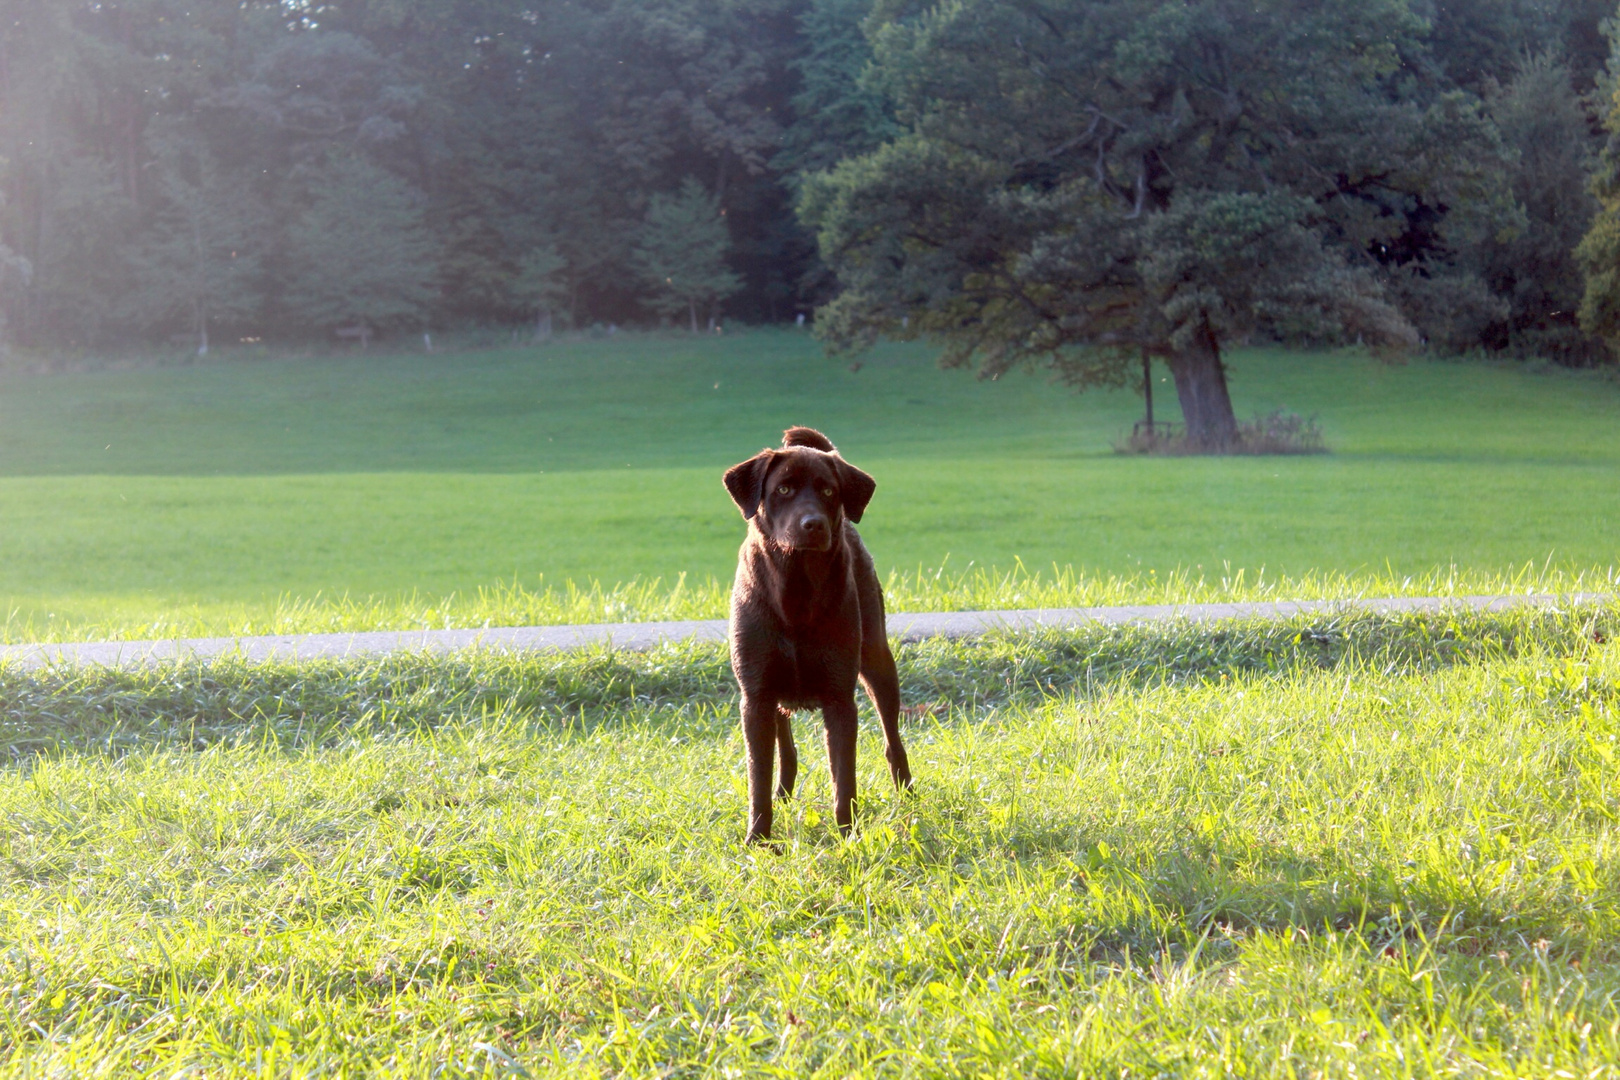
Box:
xmin=632 ymin=179 xmax=742 ymax=334
xmin=281 ymin=155 xmax=440 ymax=334
xmin=1485 ymin=53 xmax=1599 ymax=364
xmin=122 ymin=127 xmax=269 ymax=356
xmin=1578 ymin=21 xmax=1620 ymax=352
xmin=510 ymin=245 xmax=569 ymax=339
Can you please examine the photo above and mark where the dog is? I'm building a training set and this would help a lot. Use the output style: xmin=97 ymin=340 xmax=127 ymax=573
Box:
xmin=723 ymin=426 xmax=912 ymax=843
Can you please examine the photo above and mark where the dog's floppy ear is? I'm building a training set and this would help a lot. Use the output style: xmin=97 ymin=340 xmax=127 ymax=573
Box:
xmin=723 ymin=450 xmax=776 ymax=520
xmin=834 ymin=457 xmax=876 ymax=523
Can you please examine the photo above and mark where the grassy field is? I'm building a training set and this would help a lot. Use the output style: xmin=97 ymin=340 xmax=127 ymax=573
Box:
xmin=1 ymin=605 xmax=1616 ymax=1075
xmin=6 ymin=337 xmax=1618 ymax=1072
xmin=3 ymin=331 xmax=1619 ymax=639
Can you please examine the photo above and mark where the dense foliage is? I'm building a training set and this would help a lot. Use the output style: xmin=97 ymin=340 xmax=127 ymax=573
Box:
xmin=0 ymin=0 xmax=812 ymax=349
xmin=0 ymin=0 xmax=1617 ymax=384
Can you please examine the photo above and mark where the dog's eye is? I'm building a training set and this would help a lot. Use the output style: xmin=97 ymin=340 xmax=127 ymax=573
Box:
xmin=776 ymin=484 xmax=793 ymax=496
xmin=821 ymin=486 xmax=835 ymax=498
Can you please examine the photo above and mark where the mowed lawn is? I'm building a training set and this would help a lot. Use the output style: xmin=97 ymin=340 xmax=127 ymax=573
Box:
xmin=2 ymin=331 xmax=1619 ymax=637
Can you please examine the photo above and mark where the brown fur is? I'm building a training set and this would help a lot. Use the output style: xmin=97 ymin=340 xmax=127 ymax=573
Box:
xmin=722 ymin=426 xmax=912 ymax=843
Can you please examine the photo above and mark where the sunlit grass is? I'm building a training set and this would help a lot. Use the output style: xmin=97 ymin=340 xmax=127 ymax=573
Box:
xmin=1 ymin=606 xmax=1617 ymax=1074
xmin=5 ymin=560 xmax=1614 ymax=644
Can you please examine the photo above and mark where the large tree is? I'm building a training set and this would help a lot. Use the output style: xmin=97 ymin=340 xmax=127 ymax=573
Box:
xmin=776 ymin=0 xmax=898 ymax=180
xmin=801 ymin=0 xmax=1515 ymax=450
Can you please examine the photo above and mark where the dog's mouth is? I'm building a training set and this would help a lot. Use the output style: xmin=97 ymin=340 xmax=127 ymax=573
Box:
xmin=776 ymin=526 xmax=835 ymax=553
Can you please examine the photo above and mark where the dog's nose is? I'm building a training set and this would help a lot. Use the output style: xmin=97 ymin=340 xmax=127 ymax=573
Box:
xmin=799 ymin=513 xmax=829 ymax=535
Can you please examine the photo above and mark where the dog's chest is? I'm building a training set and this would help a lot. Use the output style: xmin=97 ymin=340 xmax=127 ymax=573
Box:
xmin=768 ymin=633 xmax=829 ymax=707
xmin=751 ymin=617 xmax=856 ymax=704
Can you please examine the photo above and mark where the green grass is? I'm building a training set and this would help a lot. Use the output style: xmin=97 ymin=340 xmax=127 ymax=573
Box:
xmin=3 ymin=331 xmax=1620 ymax=640
xmin=1 ymin=606 xmax=1617 ymax=1075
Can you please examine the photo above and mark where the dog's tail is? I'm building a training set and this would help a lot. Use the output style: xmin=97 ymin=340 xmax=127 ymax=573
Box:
xmin=782 ymin=426 xmax=835 ymax=452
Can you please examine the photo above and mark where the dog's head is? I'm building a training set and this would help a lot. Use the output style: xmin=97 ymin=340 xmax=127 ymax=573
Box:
xmin=723 ymin=428 xmax=876 ymax=552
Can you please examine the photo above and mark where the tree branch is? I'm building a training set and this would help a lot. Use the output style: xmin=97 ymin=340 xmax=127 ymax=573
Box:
xmin=1011 ymin=112 xmax=1101 ymax=170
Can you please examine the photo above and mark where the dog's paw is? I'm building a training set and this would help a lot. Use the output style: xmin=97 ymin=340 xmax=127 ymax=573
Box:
xmin=745 ymin=830 xmax=784 ymax=853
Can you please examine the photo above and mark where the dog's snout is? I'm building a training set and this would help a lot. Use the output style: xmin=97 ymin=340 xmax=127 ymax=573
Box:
xmin=800 ymin=513 xmax=829 ymax=535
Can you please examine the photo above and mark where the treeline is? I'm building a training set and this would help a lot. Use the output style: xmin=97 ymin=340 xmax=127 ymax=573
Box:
xmin=0 ymin=0 xmax=1618 ymax=362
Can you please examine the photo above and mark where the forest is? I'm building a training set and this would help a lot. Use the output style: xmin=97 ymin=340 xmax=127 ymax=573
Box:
xmin=5 ymin=1 xmax=1620 ymax=405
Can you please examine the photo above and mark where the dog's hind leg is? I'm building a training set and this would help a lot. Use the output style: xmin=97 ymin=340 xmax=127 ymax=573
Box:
xmin=860 ymin=640 xmax=913 ymax=790
xmin=775 ymin=707 xmax=798 ymax=800
xmin=822 ymin=697 xmax=860 ymax=835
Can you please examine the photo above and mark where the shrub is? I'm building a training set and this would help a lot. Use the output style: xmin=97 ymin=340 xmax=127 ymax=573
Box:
xmin=1115 ymin=410 xmax=1326 ymax=455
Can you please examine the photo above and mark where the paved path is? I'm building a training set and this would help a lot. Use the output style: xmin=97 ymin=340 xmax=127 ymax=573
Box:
xmin=0 ymin=593 xmax=1605 ymax=670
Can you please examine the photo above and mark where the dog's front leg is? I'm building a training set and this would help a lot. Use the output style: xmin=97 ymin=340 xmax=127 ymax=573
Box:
xmin=741 ymin=692 xmax=779 ymax=843
xmin=822 ymin=697 xmax=860 ymax=836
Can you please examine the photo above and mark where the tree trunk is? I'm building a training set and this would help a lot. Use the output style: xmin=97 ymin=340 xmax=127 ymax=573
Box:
xmin=191 ymin=213 xmax=206 ymax=356
xmin=1165 ymin=320 xmax=1239 ymax=453
xmin=689 ymin=298 xmax=698 ymax=334
xmin=1141 ymin=349 xmax=1154 ymax=429
xmin=118 ymin=11 xmax=141 ymax=205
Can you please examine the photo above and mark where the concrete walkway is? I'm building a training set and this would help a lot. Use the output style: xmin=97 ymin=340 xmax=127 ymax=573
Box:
xmin=0 ymin=593 xmax=1605 ymax=670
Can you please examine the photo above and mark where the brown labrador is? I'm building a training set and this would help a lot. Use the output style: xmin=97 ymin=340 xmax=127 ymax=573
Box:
xmin=723 ymin=426 xmax=912 ymax=843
